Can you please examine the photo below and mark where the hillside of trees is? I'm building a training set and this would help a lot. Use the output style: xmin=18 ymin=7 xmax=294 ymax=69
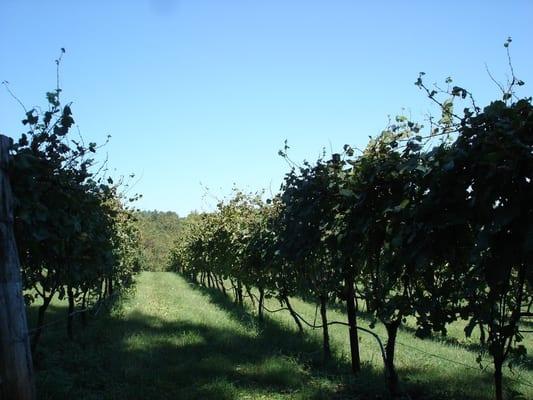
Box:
xmin=135 ymin=210 xmax=183 ymax=271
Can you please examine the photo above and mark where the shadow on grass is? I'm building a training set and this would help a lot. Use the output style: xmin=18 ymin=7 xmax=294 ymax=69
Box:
xmin=387 ymin=317 xmax=533 ymax=372
xmin=29 ymin=291 xmax=382 ymax=399
xmin=28 ymin=280 xmax=514 ymax=400
xmin=325 ymin=298 xmax=533 ymax=372
xmin=183 ymin=283 xmax=499 ymax=400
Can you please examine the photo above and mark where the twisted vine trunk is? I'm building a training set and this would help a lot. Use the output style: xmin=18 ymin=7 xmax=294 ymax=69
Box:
xmin=282 ymin=296 xmax=303 ymax=334
xmin=319 ymin=294 xmax=331 ymax=361
xmin=67 ymin=284 xmax=75 ymax=340
xmin=345 ymin=274 xmax=361 ymax=374
xmin=231 ymin=279 xmax=239 ymax=302
xmin=246 ymin=286 xmax=256 ymax=308
xmin=384 ymin=320 xmax=400 ymax=396
xmin=107 ymin=277 xmax=114 ymax=296
xmin=80 ymin=290 xmax=88 ymax=327
xmin=0 ymin=135 xmax=36 ymax=400
xmin=219 ymin=277 xmax=227 ymax=295
xmin=31 ymin=294 xmax=53 ymax=355
xmin=98 ymin=279 xmax=104 ymax=301
xmin=236 ymin=281 xmax=243 ymax=306
xmin=493 ymin=350 xmax=503 ymax=400
xmin=258 ymin=286 xmax=265 ymax=321
xmin=479 ymin=322 xmax=486 ymax=346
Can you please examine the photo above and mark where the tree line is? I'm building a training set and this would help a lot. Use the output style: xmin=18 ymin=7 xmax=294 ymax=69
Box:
xmin=170 ymin=61 xmax=532 ymax=399
xmin=135 ymin=210 xmax=183 ymax=272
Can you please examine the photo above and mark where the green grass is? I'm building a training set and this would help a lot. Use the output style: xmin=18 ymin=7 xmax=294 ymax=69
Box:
xmin=29 ymin=272 xmax=533 ymax=399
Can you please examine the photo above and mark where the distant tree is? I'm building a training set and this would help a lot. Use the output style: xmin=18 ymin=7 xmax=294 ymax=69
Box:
xmin=135 ymin=210 xmax=183 ymax=271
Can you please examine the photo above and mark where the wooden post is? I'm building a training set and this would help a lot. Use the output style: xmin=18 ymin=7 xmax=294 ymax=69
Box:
xmin=0 ymin=135 xmax=36 ymax=400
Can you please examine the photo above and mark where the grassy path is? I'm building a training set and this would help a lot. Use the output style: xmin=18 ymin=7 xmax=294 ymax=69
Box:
xmin=33 ymin=272 xmax=533 ymax=399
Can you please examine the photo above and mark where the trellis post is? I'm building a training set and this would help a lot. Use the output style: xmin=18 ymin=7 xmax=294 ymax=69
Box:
xmin=0 ymin=134 xmax=35 ymax=400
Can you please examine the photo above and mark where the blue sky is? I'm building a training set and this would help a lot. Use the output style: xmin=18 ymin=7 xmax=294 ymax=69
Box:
xmin=1 ymin=1 xmax=532 ymax=216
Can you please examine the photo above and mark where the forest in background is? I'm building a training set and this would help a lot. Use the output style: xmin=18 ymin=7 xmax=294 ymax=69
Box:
xmin=135 ymin=210 xmax=184 ymax=271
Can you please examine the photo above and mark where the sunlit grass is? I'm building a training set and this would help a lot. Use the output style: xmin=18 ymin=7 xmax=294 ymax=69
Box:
xmin=261 ymin=290 xmax=533 ymax=399
xmin=29 ymin=272 xmax=532 ymax=399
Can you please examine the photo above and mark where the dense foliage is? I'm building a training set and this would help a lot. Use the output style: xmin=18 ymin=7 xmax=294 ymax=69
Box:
xmin=135 ymin=210 xmax=183 ymax=271
xmin=171 ymin=65 xmax=532 ymax=399
xmin=7 ymin=76 xmax=142 ymax=352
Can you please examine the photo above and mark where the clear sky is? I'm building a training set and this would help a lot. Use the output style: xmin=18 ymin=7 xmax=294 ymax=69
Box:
xmin=1 ymin=1 xmax=532 ymax=216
